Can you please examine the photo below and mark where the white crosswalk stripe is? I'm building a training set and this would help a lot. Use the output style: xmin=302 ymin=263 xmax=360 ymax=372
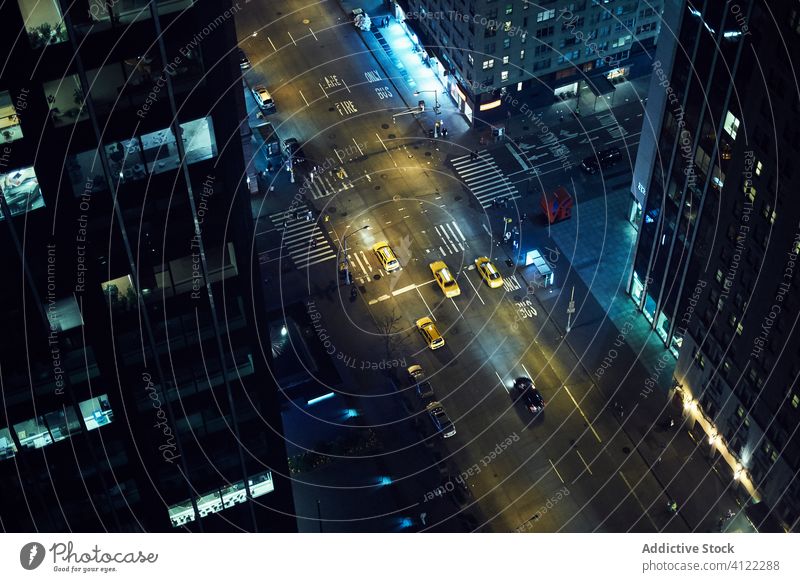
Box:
xmin=305 ymin=173 xmax=354 ymax=200
xmin=426 ymin=221 xmax=468 ymax=257
xmin=607 ymin=125 xmax=630 ymax=139
xmin=450 ymin=151 xmax=520 ymax=208
xmin=503 ymin=274 xmax=522 ymax=292
xmin=349 ymin=250 xmax=374 ymax=284
xmin=268 ymin=207 xmax=336 ymax=269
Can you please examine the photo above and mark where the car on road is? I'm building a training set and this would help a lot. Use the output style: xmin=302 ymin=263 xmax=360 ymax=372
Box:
xmin=513 ymin=377 xmax=545 ymax=413
xmin=252 ymin=85 xmax=276 ymax=113
xmin=372 ymin=241 xmax=400 ymax=272
xmin=407 ymin=364 xmax=435 ymax=400
xmin=283 ymin=138 xmax=306 ymax=166
xmin=426 ymin=401 xmax=456 ymax=438
xmin=416 ymin=317 xmax=444 ymax=350
xmin=238 ymin=48 xmax=251 ymax=70
xmin=475 ymin=256 xmax=503 ymax=288
xmin=430 ymin=261 xmax=461 ymax=297
xmin=580 ymin=147 xmax=622 ymax=174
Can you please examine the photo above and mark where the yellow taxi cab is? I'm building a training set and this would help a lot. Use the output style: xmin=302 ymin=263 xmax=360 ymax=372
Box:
xmin=415 ymin=317 xmax=444 ymax=350
xmin=430 ymin=261 xmax=461 ymax=297
xmin=372 ymin=241 xmax=401 ymax=272
xmin=474 ymin=256 xmax=504 ymax=288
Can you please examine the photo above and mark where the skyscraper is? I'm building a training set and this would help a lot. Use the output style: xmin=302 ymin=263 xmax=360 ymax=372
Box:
xmin=628 ymin=0 xmax=800 ymax=530
xmin=0 ymin=0 xmax=295 ymax=531
xmin=396 ymin=0 xmax=663 ymax=121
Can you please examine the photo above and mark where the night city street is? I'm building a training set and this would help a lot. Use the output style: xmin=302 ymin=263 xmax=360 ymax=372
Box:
xmin=1 ymin=0 xmax=799 ymax=579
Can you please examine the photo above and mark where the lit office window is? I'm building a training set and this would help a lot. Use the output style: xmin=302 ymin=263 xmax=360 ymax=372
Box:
xmin=181 ymin=117 xmax=217 ymax=164
xmin=47 ymin=297 xmax=84 ymax=332
xmin=79 ymin=395 xmax=113 ymax=431
xmin=0 ymin=165 xmax=45 ymax=221
xmin=17 ymin=0 xmax=67 ymax=49
xmin=0 ymin=428 xmax=18 ymax=461
xmin=537 ymin=9 xmax=555 ymax=22
xmin=501 ymin=71 xmax=509 ymax=81
xmin=43 ymin=407 xmax=82 ymax=443
xmin=43 ymin=75 xmax=89 ymax=127
xmin=101 ymin=275 xmax=137 ymax=312
xmin=169 ymin=471 xmax=274 ymax=528
xmin=14 ymin=417 xmax=52 ymax=450
xmin=0 ymin=91 xmax=23 ymax=144
xmin=723 ymin=111 xmax=740 ymax=140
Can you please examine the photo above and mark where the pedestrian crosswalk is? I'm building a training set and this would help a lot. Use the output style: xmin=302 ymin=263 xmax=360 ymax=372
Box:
xmin=450 ymin=151 xmax=521 ymax=209
xmin=304 ymin=169 xmax=354 ymax=200
xmin=598 ymin=113 xmax=629 ymax=139
xmin=267 ymin=207 xmax=337 ymax=269
xmin=424 ymin=220 xmax=469 ymax=257
xmin=348 ymin=249 xmax=375 ymax=284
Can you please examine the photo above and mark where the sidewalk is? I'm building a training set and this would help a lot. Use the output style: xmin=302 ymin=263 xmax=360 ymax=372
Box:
xmin=337 ymin=0 xmax=471 ymax=141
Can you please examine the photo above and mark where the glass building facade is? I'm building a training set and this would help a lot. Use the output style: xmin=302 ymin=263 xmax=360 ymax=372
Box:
xmin=0 ymin=0 xmax=295 ymax=531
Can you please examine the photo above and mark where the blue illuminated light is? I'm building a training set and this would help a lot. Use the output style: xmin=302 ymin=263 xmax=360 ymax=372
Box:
xmin=378 ymin=476 xmax=392 ymax=486
xmin=344 ymin=408 xmax=359 ymax=419
xmin=399 ymin=517 xmax=413 ymax=529
xmin=307 ymin=392 xmax=335 ymax=406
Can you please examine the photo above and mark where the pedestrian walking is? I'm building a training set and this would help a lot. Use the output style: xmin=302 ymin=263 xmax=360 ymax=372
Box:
xmin=470 ymin=150 xmax=478 ymax=161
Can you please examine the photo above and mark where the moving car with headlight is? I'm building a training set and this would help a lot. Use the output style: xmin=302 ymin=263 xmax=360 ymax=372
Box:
xmin=514 ymin=377 xmax=545 ymax=413
xmin=416 ymin=317 xmax=444 ymax=350
xmin=430 ymin=261 xmax=461 ymax=297
xmin=475 ymin=256 xmax=503 ymax=288
xmin=426 ymin=401 xmax=456 ymax=438
xmin=372 ymin=241 xmax=400 ymax=272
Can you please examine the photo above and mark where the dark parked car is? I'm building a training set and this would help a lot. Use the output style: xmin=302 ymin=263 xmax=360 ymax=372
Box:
xmin=426 ymin=401 xmax=456 ymax=438
xmin=407 ymin=365 xmax=435 ymax=400
xmin=513 ymin=377 xmax=545 ymax=413
xmin=580 ymin=147 xmax=622 ymax=174
xmin=283 ymin=138 xmax=306 ymax=166
xmin=238 ymin=49 xmax=251 ymax=70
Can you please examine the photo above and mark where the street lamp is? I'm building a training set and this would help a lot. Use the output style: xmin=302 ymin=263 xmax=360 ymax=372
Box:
xmin=342 ymin=225 xmax=371 ymax=285
xmin=566 ymin=285 xmax=576 ymax=333
xmin=414 ymin=90 xmax=440 ymax=114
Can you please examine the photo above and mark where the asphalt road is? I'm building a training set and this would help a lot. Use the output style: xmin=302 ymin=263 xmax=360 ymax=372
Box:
xmin=237 ymin=0 xmax=695 ymax=532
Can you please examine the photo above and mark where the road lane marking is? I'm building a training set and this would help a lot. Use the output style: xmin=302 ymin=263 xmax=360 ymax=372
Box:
xmin=495 ymin=371 xmax=509 ymax=392
xmin=375 ymin=133 xmax=397 ymax=167
xmin=575 ymin=449 xmax=594 ymax=476
xmin=416 ymin=286 xmax=435 ymax=321
xmin=287 ymin=31 xmax=296 ymax=45
xmin=299 ymin=90 xmax=309 ymax=107
xmin=521 ymin=364 xmax=532 ymax=379
xmin=343 ymin=78 xmax=351 ymax=93
xmin=392 ymin=283 xmax=416 ymax=296
xmin=318 ymin=83 xmax=328 ymax=99
xmin=619 ymin=471 xmax=659 ymax=531
xmin=352 ymin=252 xmax=366 ymax=274
xmin=309 ymin=27 xmax=318 ymax=40
xmin=352 ymin=137 xmax=364 ymax=156
xmin=450 ymin=298 xmax=460 ymax=313
xmin=549 ymin=459 xmax=565 ymax=484
xmin=564 ymin=385 xmax=602 ymax=443
xmin=463 ymin=272 xmax=485 ymax=305
xmin=506 ymin=142 xmax=530 ymax=171
xmin=267 ymin=37 xmax=277 ymax=52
